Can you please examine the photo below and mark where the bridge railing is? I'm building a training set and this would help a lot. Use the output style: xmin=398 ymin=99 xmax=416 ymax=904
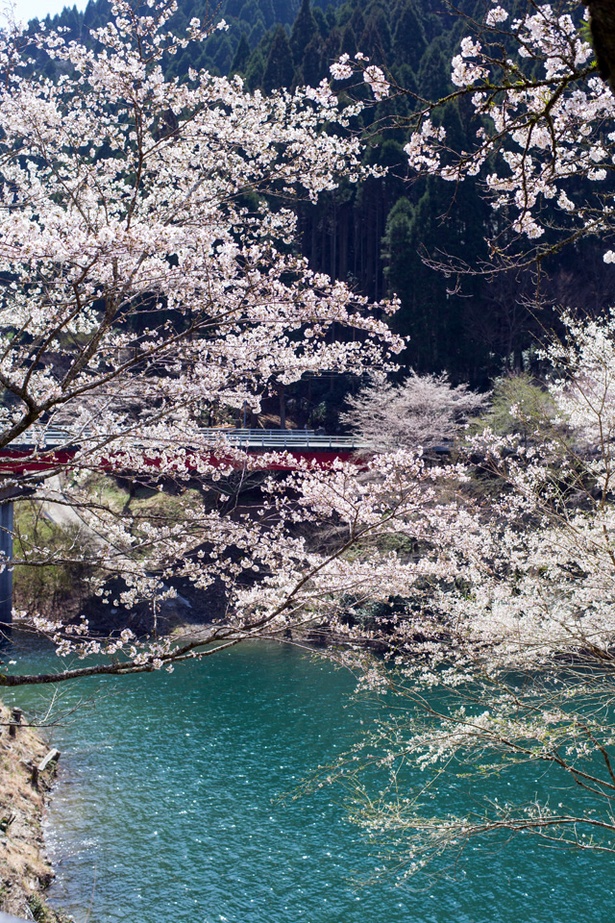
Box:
xmin=204 ymin=429 xmax=365 ymax=450
xmin=5 ymin=427 xmax=367 ymax=452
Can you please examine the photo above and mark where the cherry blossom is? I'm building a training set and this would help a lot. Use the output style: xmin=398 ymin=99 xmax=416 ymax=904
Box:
xmin=307 ymin=2 xmax=615 ymax=866
xmin=0 ymin=0 xmax=403 ymax=679
xmin=402 ymin=0 xmax=615 ymax=263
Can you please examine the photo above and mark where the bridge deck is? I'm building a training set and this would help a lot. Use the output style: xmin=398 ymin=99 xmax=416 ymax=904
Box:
xmin=0 ymin=429 xmax=367 ymax=474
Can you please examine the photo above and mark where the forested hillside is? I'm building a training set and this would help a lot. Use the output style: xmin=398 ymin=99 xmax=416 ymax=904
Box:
xmin=30 ymin=0 xmax=612 ymax=394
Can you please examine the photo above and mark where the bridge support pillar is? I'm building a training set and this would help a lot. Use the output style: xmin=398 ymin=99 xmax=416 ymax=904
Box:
xmin=0 ymin=500 xmax=13 ymax=627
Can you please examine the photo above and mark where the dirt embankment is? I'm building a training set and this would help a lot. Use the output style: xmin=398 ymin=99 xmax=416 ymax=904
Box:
xmin=0 ymin=703 xmax=66 ymax=922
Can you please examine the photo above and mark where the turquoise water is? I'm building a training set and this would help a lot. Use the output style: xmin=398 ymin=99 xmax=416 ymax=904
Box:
xmin=6 ymin=640 xmax=615 ymax=922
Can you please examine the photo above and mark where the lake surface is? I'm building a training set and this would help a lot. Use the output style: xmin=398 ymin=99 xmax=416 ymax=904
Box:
xmin=5 ymin=639 xmax=615 ymax=922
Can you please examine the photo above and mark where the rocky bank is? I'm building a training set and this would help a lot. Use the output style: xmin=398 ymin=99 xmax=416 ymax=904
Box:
xmin=0 ymin=703 xmax=65 ymax=922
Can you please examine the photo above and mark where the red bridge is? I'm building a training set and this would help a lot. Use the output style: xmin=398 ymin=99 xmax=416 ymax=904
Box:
xmin=0 ymin=428 xmax=367 ymax=625
xmin=0 ymin=428 xmax=366 ymax=476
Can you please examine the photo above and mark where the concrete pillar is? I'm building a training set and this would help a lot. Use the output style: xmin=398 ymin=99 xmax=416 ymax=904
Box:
xmin=0 ymin=500 xmax=13 ymax=626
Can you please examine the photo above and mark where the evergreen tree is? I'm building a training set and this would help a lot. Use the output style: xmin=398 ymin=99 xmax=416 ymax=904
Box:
xmin=358 ymin=5 xmax=392 ymax=60
xmin=262 ymin=25 xmax=295 ymax=92
xmin=244 ymin=47 xmax=266 ymax=90
xmin=290 ymin=0 xmax=319 ymax=67
xmin=312 ymin=6 xmax=328 ymax=39
xmin=416 ymin=35 xmax=452 ymax=100
xmin=382 ymin=196 xmax=415 ymax=308
xmin=82 ymin=0 xmax=108 ymax=31
xmin=392 ymin=0 xmax=426 ymax=72
xmin=225 ymin=0 xmax=246 ymax=16
xmin=211 ymin=32 xmax=234 ymax=73
xmin=383 ymin=181 xmax=488 ymax=380
xmin=59 ymin=6 xmax=81 ymax=40
xmin=255 ymin=0 xmax=277 ymax=28
xmin=346 ymin=6 xmax=365 ymax=44
xmin=230 ymin=33 xmax=252 ymax=74
xmin=301 ymin=37 xmax=324 ymax=85
xmin=339 ymin=22 xmax=356 ymax=57
xmin=248 ymin=13 xmax=270 ymax=50
xmin=272 ymin=0 xmax=299 ymax=25
xmin=384 ymin=184 xmax=451 ymax=374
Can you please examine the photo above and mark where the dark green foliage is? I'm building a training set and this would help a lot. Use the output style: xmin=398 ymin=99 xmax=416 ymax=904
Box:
xmin=392 ymin=0 xmax=427 ymax=73
xmin=244 ymin=47 xmax=266 ymax=90
xmin=358 ymin=5 xmax=392 ymax=60
xmin=261 ymin=0 xmax=278 ymax=27
xmin=339 ymin=23 xmax=357 ymax=57
xmin=416 ymin=35 xmax=452 ymax=99
xmin=271 ymin=0 xmax=296 ymax=24
xmin=290 ymin=0 xmax=319 ymax=67
xmin=225 ymin=0 xmax=245 ymax=16
xmin=382 ymin=197 xmax=414 ymax=303
xmin=300 ymin=37 xmax=324 ymax=85
xmin=312 ymin=6 xmax=328 ymax=38
xmin=262 ymin=25 xmax=295 ymax=92
xmin=230 ymin=32 xmax=251 ymax=74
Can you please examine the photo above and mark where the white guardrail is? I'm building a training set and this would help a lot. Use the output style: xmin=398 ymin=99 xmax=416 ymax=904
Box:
xmin=6 ymin=427 xmax=366 ymax=452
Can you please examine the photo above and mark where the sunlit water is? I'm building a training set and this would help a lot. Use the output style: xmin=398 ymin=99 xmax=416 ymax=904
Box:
xmin=5 ymin=639 xmax=615 ymax=922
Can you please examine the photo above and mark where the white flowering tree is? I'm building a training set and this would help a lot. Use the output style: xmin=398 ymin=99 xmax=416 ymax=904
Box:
xmin=3 ymin=0 xmax=615 ymax=885
xmin=310 ymin=0 xmax=615 ymax=876
xmin=331 ymin=0 xmax=612 ymax=266
xmin=404 ymin=0 xmax=615 ymax=262
xmin=341 ymin=372 xmax=488 ymax=452
xmin=8 ymin=2 xmax=615 ymax=882
xmin=0 ymin=0 xmax=406 ymax=683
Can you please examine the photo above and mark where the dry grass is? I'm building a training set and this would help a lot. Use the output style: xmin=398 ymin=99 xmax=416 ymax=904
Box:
xmin=0 ymin=703 xmax=67 ymax=921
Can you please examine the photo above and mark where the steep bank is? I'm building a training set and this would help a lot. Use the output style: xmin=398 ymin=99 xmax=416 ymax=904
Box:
xmin=0 ymin=703 xmax=65 ymax=922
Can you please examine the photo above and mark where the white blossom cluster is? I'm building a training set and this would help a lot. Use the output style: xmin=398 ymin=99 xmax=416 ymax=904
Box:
xmin=301 ymin=314 xmax=615 ymax=876
xmin=403 ymin=0 xmax=615 ymax=255
xmin=329 ymin=53 xmax=391 ymax=102
xmin=341 ymin=371 xmax=488 ymax=451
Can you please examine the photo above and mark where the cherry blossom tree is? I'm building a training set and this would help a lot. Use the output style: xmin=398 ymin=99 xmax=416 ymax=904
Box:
xmin=0 ymin=0 xmax=404 ymax=682
xmin=3 ymin=0 xmax=615 ymax=887
xmin=7 ymin=2 xmax=615 ymax=881
xmin=315 ymin=0 xmax=615 ymax=875
xmin=332 ymin=0 xmax=613 ymax=267
xmin=341 ymin=371 xmax=488 ymax=452
xmin=283 ymin=310 xmax=615 ymax=880
xmin=402 ymin=0 xmax=614 ymax=263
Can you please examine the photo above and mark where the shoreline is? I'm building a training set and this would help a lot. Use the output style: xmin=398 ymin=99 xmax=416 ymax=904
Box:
xmin=0 ymin=622 xmax=359 ymax=923
xmin=0 ymin=703 xmax=66 ymax=922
